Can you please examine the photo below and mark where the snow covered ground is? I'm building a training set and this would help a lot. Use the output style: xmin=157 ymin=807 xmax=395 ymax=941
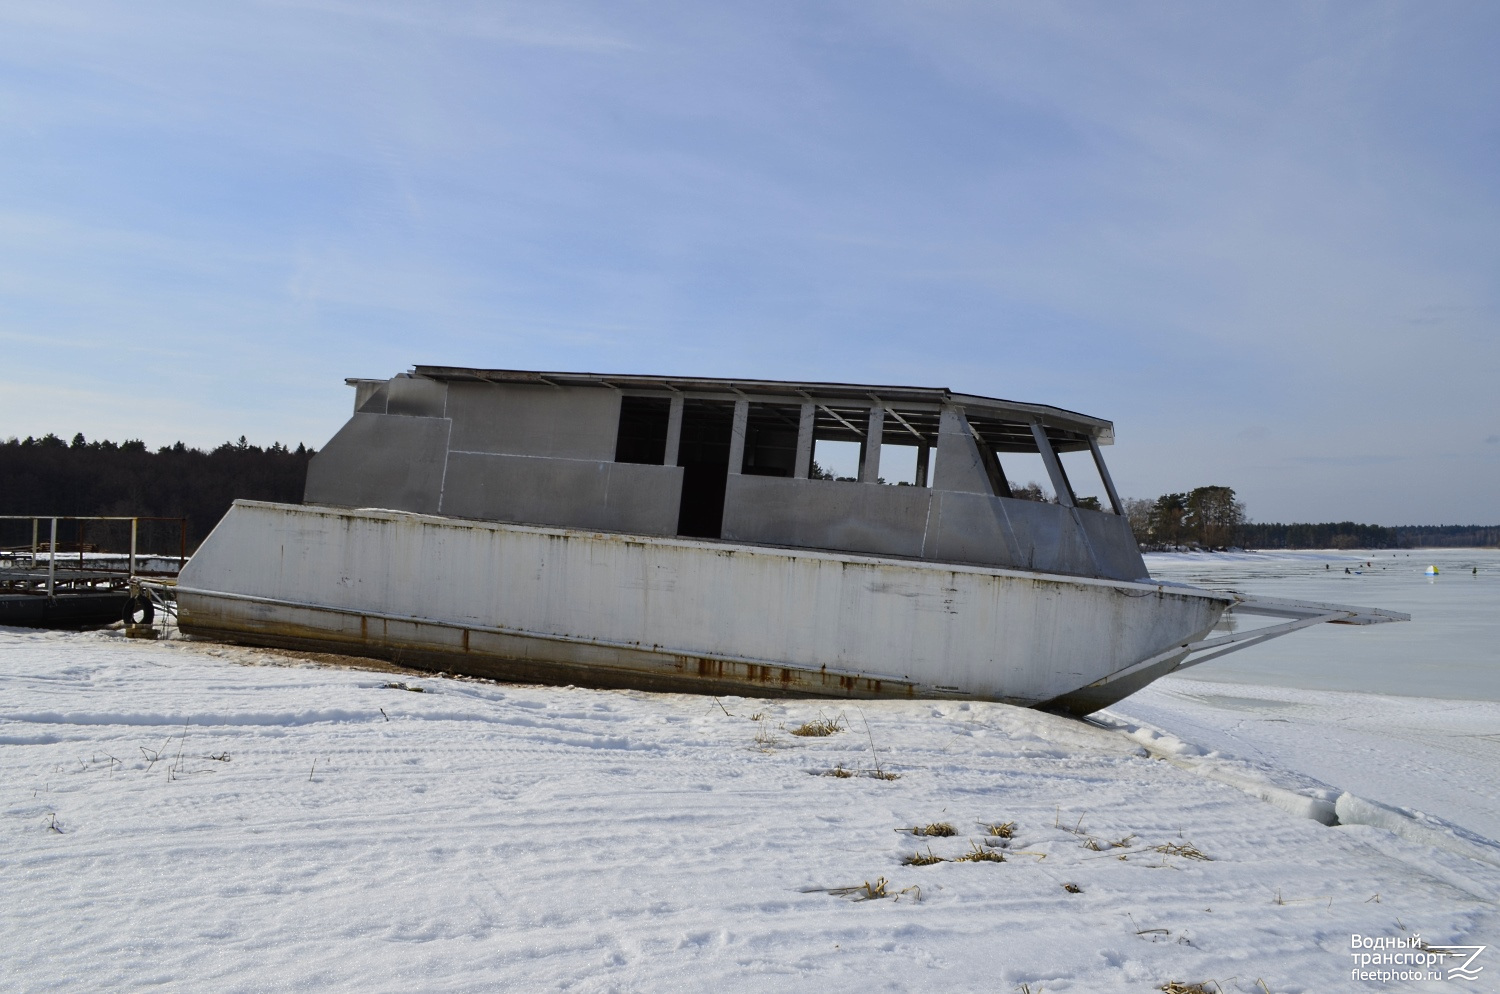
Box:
xmin=4 ymin=627 xmax=1497 ymax=993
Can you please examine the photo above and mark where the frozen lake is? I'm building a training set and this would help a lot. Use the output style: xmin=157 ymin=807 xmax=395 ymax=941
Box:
xmin=1145 ymin=547 xmax=1500 ymax=701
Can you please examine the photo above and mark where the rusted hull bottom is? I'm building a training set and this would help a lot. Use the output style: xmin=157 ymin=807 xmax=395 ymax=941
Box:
xmin=177 ymin=596 xmax=978 ymax=703
xmin=1039 ymin=649 xmax=1193 ymax=717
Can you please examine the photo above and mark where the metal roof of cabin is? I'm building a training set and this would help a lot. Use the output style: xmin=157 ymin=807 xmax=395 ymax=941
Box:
xmin=402 ymin=365 xmax=1115 ymax=443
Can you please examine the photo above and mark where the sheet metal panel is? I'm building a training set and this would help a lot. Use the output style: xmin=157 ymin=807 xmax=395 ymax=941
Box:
xmin=921 ymin=490 xmax=1024 ymax=568
xmin=179 ymin=502 xmax=1227 ymax=706
xmin=1072 ymin=507 xmax=1149 ymax=581
xmin=975 ymin=496 xmax=1093 ymax=576
xmin=931 ymin=406 xmax=993 ymax=495
xmin=302 ymin=414 xmax=450 ymax=515
xmin=385 ymin=376 xmax=448 ymax=418
xmin=441 ymin=453 xmax=684 ymax=536
xmin=722 ymin=476 xmax=1140 ymax=582
xmin=721 ymin=476 xmax=930 ymax=559
xmin=350 ymin=380 xmax=387 ymax=413
xmin=446 ymin=382 xmax=620 ymax=459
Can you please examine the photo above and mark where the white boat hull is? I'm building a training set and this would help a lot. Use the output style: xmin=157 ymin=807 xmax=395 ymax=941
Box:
xmin=176 ymin=501 xmax=1230 ymax=712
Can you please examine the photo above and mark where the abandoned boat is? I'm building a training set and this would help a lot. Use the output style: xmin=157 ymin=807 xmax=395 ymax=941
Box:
xmin=174 ymin=367 xmax=1406 ymax=714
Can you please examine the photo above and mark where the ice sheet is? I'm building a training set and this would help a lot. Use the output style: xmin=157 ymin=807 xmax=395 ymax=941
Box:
xmin=1145 ymin=548 xmax=1500 ymax=701
xmin=1111 ymin=675 xmax=1500 ymax=845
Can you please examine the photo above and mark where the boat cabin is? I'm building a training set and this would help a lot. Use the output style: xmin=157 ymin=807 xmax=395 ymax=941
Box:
xmin=305 ymin=367 xmax=1147 ymax=582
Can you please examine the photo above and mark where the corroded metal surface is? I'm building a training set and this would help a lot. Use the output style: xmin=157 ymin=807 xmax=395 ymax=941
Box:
xmin=176 ymin=594 xmax=926 ymax=701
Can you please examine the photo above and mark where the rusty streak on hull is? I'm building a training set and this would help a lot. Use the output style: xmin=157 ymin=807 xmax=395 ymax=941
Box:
xmin=179 ymin=596 xmax=922 ymax=702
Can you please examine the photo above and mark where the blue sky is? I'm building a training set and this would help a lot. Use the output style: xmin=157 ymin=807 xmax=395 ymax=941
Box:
xmin=2 ymin=1 xmax=1496 ymax=525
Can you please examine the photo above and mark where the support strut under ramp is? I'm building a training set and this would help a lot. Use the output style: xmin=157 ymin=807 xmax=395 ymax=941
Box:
xmin=1046 ymin=592 xmax=1410 ymax=716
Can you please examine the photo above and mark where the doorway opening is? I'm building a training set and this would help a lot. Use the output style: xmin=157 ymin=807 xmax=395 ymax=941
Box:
xmin=676 ymin=400 xmax=735 ymax=538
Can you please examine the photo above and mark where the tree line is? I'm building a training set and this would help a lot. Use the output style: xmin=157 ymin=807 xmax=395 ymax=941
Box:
xmin=0 ymin=433 xmax=315 ymax=554
xmin=1124 ymin=485 xmax=1498 ymax=550
xmin=1238 ymin=522 xmax=1500 ymax=550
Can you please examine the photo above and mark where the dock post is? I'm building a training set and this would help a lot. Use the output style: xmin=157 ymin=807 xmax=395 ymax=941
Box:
xmin=129 ymin=518 xmax=138 ymax=576
xmin=47 ymin=518 xmax=57 ymax=597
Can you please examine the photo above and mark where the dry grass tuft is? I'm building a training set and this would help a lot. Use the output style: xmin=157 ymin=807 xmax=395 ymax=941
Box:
xmin=954 ymin=843 xmax=1005 ymax=863
xmin=821 ymin=877 xmax=888 ymax=900
xmin=1082 ymin=833 xmax=1136 ymax=852
xmin=808 ymin=877 xmax=923 ymax=903
xmin=1062 ymin=882 xmax=1082 ymax=893
xmin=789 ymin=713 xmax=845 ymax=737
xmin=984 ymin=821 xmax=1017 ymax=839
xmin=813 ymin=763 xmax=899 ymax=780
xmin=915 ymin=822 xmax=956 ymax=837
xmin=1160 ymin=983 xmax=1219 ymax=994
xmin=381 ymin=682 xmax=424 ymax=693
xmin=903 ymin=847 xmax=946 ymax=866
xmin=1154 ymin=843 xmax=1211 ymax=861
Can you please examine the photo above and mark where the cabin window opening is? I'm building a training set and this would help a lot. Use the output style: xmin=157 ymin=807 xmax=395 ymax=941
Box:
xmin=992 ymin=450 xmax=1054 ymax=502
xmin=963 ymin=411 xmax=1035 ymax=498
xmin=878 ymin=444 xmax=919 ymax=486
xmin=614 ymin=396 xmax=672 ymax=465
xmin=741 ymin=403 xmax=802 ymax=477
xmin=807 ymin=403 xmax=872 ymax=481
xmin=675 ymin=399 xmax=735 ymax=539
xmin=1052 ymin=430 xmax=1112 ymax=512
xmin=878 ymin=408 xmax=940 ymax=486
xmin=810 ymin=439 xmax=861 ymax=481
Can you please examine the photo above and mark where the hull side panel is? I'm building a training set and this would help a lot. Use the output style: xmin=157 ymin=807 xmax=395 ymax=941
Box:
xmin=178 ymin=502 xmax=1226 ymax=706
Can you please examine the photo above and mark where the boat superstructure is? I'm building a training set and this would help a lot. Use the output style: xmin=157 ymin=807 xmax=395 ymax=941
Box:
xmin=175 ymin=368 xmax=1406 ymax=714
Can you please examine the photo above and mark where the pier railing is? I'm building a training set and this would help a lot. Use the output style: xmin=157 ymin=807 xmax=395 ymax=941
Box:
xmin=0 ymin=516 xmax=188 ymax=598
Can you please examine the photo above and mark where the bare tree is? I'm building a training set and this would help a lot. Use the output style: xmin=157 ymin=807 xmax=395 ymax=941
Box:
xmin=1123 ymin=497 xmax=1154 ymax=541
xmin=1010 ymin=481 xmax=1050 ymax=502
